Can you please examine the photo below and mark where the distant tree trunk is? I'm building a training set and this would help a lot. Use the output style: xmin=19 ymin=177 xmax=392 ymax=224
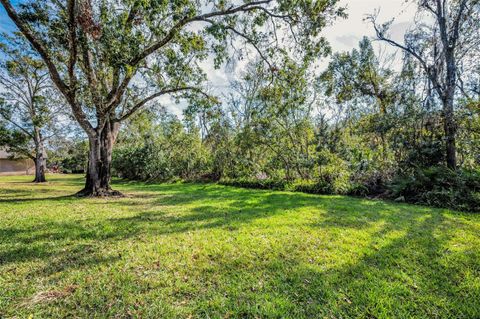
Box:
xmin=443 ymin=93 xmax=457 ymax=170
xmin=443 ymin=47 xmax=458 ymax=170
xmin=33 ymin=129 xmax=47 ymax=183
xmin=77 ymin=118 xmax=121 ymax=197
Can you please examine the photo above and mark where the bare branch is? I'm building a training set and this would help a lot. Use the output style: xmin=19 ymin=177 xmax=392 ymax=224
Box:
xmin=202 ymin=18 xmax=273 ymax=70
xmin=368 ymin=14 xmax=444 ymax=96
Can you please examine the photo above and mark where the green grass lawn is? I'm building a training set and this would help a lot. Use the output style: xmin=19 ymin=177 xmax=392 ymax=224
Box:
xmin=0 ymin=174 xmax=479 ymax=318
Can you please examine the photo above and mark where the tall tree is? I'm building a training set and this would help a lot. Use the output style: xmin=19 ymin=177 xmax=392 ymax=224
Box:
xmin=320 ymin=37 xmax=395 ymax=159
xmin=369 ymin=0 xmax=480 ymax=169
xmin=0 ymin=37 xmax=60 ymax=182
xmin=227 ymin=58 xmax=318 ymax=180
xmin=0 ymin=0 xmax=344 ymax=196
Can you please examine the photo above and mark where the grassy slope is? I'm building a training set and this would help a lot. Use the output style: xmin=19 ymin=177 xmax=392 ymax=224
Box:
xmin=0 ymin=175 xmax=479 ymax=318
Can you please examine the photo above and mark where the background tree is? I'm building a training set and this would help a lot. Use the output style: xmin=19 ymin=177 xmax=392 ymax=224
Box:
xmin=0 ymin=0 xmax=344 ymax=196
xmin=320 ymin=37 xmax=395 ymax=161
xmin=0 ymin=36 xmax=62 ymax=182
xmin=369 ymin=0 xmax=480 ymax=169
xmin=113 ymin=107 xmax=209 ymax=181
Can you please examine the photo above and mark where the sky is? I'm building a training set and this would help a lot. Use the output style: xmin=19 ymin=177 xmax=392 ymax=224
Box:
xmin=0 ymin=0 xmax=417 ymax=117
xmin=325 ymin=0 xmax=416 ymax=52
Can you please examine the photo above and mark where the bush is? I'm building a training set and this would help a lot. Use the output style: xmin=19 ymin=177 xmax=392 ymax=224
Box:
xmin=347 ymin=183 xmax=370 ymax=197
xmin=60 ymin=145 xmax=88 ymax=174
xmin=219 ymin=178 xmax=289 ymax=190
xmin=389 ymin=166 xmax=480 ymax=212
xmin=288 ymin=179 xmax=333 ymax=194
xmin=314 ymin=150 xmax=352 ymax=194
xmin=112 ymin=137 xmax=210 ymax=182
xmin=220 ymin=178 xmax=344 ymax=196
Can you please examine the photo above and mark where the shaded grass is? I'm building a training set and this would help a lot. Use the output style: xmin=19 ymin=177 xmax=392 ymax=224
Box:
xmin=0 ymin=174 xmax=479 ymax=318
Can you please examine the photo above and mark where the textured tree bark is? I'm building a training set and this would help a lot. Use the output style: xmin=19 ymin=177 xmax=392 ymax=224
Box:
xmin=33 ymin=152 xmax=47 ymax=183
xmin=77 ymin=118 xmax=122 ymax=197
xmin=33 ymin=129 xmax=47 ymax=183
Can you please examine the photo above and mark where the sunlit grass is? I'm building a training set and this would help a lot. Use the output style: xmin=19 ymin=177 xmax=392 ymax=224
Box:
xmin=1 ymin=174 xmax=479 ymax=318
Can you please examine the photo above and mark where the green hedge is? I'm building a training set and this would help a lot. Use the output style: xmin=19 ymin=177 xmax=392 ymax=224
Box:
xmin=219 ymin=178 xmax=289 ymax=191
xmin=219 ymin=178 xmax=364 ymax=196
xmin=220 ymin=167 xmax=480 ymax=213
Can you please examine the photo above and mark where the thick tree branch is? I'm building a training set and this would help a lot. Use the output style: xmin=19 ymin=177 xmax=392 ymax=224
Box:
xmin=105 ymin=70 xmax=135 ymax=111
xmin=117 ymin=86 xmax=211 ymax=122
xmin=67 ymin=0 xmax=78 ymax=89
xmin=79 ymin=34 xmax=102 ymax=107
xmin=451 ymin=0 xmax=468 ymax=47
xmin=128 ymin=0 xmax=272 ymax=66
xmin=0 ymin=0 xmax=96 ymax=136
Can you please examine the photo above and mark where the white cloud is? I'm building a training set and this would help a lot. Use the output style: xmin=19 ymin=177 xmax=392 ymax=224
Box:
xmin=335 ymin=34 xmax=361 ymax=48
xmin=324 ymin=0 xmax=416 ymax=53
xmin=168 ymin=0 xmax=418 ymax=118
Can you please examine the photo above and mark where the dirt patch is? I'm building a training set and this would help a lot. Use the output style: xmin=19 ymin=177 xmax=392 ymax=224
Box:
xmin=26 ymin=285 xmax=78 ymax=305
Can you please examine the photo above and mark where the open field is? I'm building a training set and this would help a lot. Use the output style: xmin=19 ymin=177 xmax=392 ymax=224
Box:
xmin=0 ymin=174 xmax=479 ymax=318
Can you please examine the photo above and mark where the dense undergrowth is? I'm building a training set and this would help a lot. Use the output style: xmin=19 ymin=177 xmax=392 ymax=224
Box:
xmin=219 ymin=166 xmax=480 ymax=213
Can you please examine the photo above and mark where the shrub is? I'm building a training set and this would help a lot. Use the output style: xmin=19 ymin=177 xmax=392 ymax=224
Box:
xmin=389 ymin=166 xmax=480 ymax=212
xmin=219 ymin=178 xmax=289 ymax=190
xmin=112 ymin=137 xmax=210 ymax=182
xmin=288 ymin=179 xmax=333 ymax=194
xmin=347 ymin=183 xmax=370 ymax=197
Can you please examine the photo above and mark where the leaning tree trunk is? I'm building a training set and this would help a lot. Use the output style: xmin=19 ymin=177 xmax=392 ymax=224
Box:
xmin=33 ymin=130 xmax=47 ymax=183
xmin=77 ymin=118 xmax=121 ymax=197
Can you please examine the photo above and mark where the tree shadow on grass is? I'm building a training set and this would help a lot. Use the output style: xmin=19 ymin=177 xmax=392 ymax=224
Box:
xmin=106 ymin=188 xmax=431 ymax=236
xmin=180 ymin=212 xmax=479 ymax=318
xmin=1 ymin=181 xmax=479 ymax=317
xmin=0 ymin=218 xmax=132 ymax=269
xmin=0 ymin=187 xmax=396 ymax=270
xmin=0 ymin=194 xmax=77 ymax=203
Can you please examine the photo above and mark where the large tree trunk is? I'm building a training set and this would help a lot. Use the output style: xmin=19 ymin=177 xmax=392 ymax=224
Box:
xmin=77 ymin=118 xmax=121 ymax=197
xmin=33 ymin=151 xmax=47 ymax=183
xmin=33 ymin=129 xmax=47 ymax=183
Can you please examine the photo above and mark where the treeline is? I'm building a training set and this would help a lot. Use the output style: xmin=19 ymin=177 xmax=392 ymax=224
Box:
xmin=107 ymin=39 xmax=480 ymax=212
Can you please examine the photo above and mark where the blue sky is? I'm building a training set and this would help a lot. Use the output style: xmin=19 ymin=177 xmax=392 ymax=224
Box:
xmin=0 ymin=15 xmax=14 ymax=34
xmin=0 ymin=0 xmax=18 ymax=33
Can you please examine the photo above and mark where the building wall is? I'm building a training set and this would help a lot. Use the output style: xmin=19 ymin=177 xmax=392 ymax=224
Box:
xmin=0 ymin=158 xmax=35 ymax=176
